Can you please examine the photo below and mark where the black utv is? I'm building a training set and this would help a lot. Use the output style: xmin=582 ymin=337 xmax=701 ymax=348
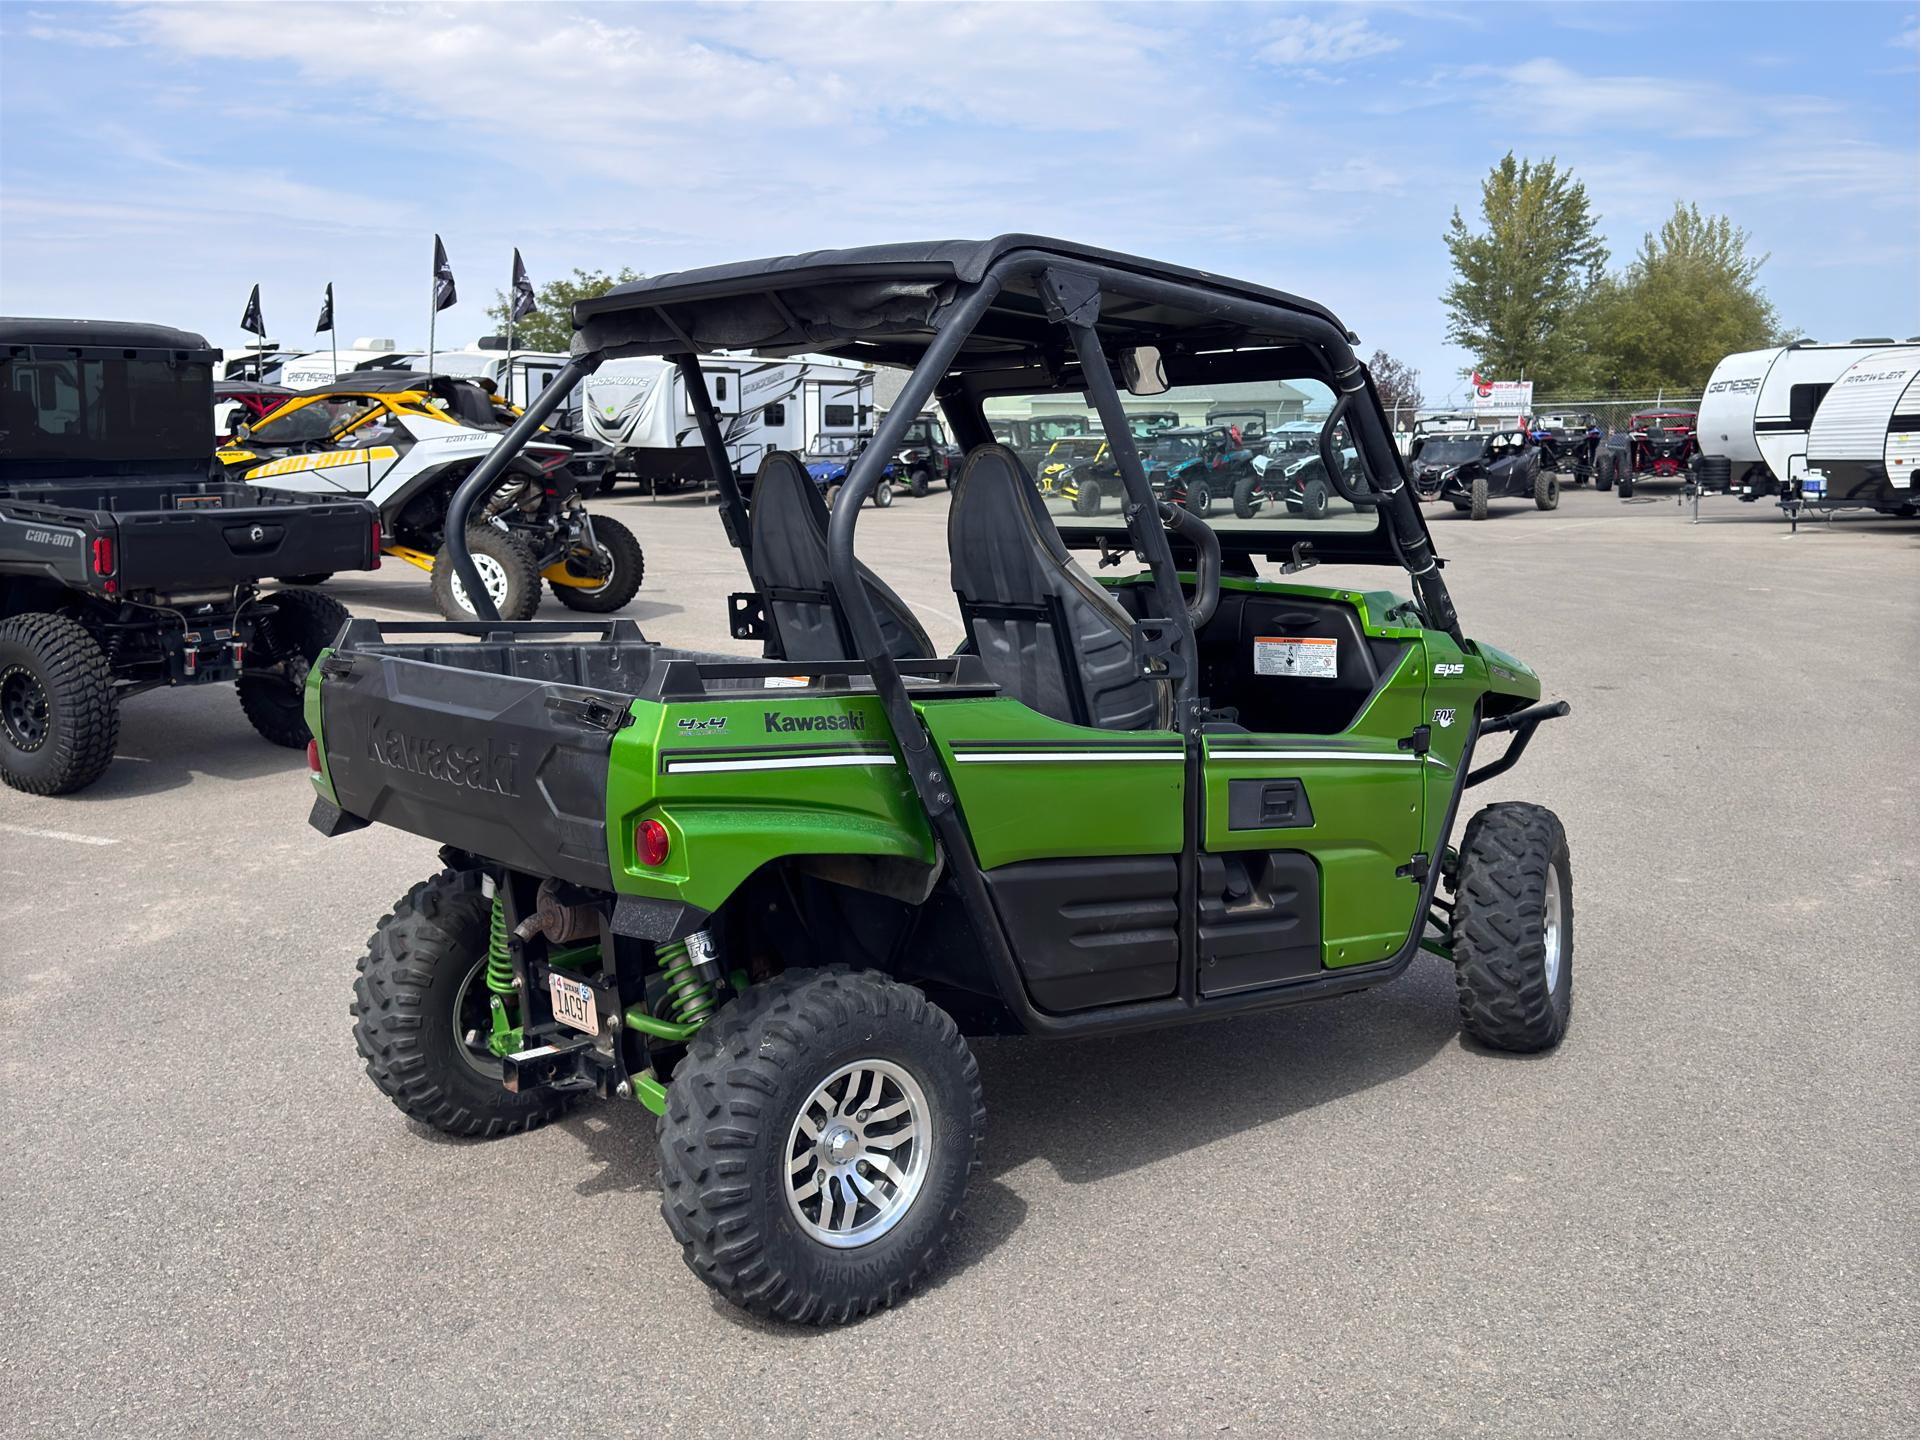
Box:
xmin=1407 ymin=427 xmax=1557 ymax=519
xmin=0 ymin=318 xmax=379 ymax=794
xmin=1529 ymin=412 xmax=1603 ymax=486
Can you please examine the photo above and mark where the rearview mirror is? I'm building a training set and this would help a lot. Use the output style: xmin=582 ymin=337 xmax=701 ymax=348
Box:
xmin=1120 ymin=346 xmax=1169 ymax=397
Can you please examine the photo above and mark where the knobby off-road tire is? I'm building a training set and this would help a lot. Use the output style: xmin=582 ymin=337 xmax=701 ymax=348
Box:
xmin=431 ymin=526 xmax=542 ymax=621
xmin=1452 ymin=802 xmax=1573 ymax=1053
xmin=1301 ymin=477 xmax=1331 ymax=521
xmin=1184 ymin=479 xmax=1212 ymax=518
xmin=352 ymin=869 xmax=580 ymax=1136
xmin=872 ymin=480 xmax=894 ymax=508
xmin=1534 ymin=468 xmax=1560 ymax=510
xmin=658 ymin=967 xmax=985 ymax=1325
xmin=1232 ymin=474 xmax=1261 ymax=519
xmin=909 ymin=467 xmax=932 ymax=499
xmin=1470 ymin=475 xmax=1489 ymax=521
xmin=0 ymin=612 xmax=119 ymax=796
xmin=551 ymin=514 xmax=645 ymax=613
xmin=237 ymin=588 xmax=350 ymax=748
xmin=1594 ymin=452 xmax=1615 ymax=492
xmin=1072 ymin=477 xmax=1104 ymax=516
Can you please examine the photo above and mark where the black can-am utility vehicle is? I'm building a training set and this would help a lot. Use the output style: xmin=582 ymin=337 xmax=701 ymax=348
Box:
xmin=0 ymin=318 xmax=379 ymax=795
xmin=1407 ymin=426 xmax=1556 ymax=519
xmin=1600 ymin=410 xmax=1697 ymax=497
xmin=305 ymin=237 xmax=1574 ymax=1325
xmin=1529 ymin=412 xmax=1603 ymax=486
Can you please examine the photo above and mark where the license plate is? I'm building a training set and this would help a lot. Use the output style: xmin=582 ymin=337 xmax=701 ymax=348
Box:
xmin=548 ymin=973 xmax=598 ymax=1035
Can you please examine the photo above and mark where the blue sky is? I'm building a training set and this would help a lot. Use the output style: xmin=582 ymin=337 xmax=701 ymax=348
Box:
xmin=3 ymin=1 xmax=1915 ymax=405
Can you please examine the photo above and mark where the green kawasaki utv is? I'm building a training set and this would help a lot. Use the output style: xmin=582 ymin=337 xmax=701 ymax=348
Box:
xmin=306 ymin=237 xmax=1573 ymax=1325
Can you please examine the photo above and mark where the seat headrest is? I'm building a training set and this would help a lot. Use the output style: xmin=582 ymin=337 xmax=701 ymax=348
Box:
xmin=749 ymin=450 xmax=831 ymax=590
xmin=949 ymin=444 xmax=1074 ymax=602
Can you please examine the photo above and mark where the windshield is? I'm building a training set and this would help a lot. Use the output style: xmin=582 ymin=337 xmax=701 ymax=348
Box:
xmin=1 ymin=357 xmax=212 ymax=462
xmin=901 ymin=419 xmax=945 ymax=446
xmin=808 ymin=432 xmax=867 ymax=457
xmin=981 ymin=376 xmax=1382 ymax=546
xmin=248 ymin=396 xmax=383 ymax=445
xmin=1641 ymin=414 xmax=1693 ymax=432
xmin=1415 ymin=438 xmax=1486 ymax=464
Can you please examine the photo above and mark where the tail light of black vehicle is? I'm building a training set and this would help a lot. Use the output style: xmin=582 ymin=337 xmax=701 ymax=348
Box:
xmin=92 ymin=536 xmax=116 ymax=593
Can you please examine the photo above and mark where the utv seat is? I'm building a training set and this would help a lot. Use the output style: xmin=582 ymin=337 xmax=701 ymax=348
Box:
xmin=947 ymin=444 xmax=1171 ymax=731
xmin=747 ymin=450 xmax=934 ymax=662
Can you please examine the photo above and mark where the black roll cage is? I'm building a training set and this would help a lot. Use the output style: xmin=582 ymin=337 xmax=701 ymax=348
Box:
xmin=439 ymin=246 xmax=1476 ymax=1037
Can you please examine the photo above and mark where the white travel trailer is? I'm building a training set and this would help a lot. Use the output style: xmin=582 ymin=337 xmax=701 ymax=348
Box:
xmin=273 ymin=340 xmax=417 ymax=388
xmin=1696 ymin=339 xmax=1912 ymax=500
xmin=1803 ymin=344 xmax=1919 ymax=515
xmin=583 ymin=356 xmax=871 ymax=491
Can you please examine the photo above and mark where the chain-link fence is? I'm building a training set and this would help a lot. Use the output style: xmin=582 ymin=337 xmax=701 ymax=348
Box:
xmin=1531 ymin=393 xmax=1703 ymax=439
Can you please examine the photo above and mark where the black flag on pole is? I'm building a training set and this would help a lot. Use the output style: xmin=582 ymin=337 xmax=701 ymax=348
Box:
xmin=315 ymin=282 xmax=334 ymax=334
xmin=240 ymin=284 xmax=265 ymax=337
xmin=510 ymin=249 xmax=537 ymax=322
xmin=432 ymin=235 xmax=458 ymax=312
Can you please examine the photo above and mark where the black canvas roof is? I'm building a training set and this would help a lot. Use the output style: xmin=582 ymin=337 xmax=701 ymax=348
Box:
xmin=1 ymin=317 xmax=219 ymax=363
xmin=571 ymin=235 xmax=1352 ymax=372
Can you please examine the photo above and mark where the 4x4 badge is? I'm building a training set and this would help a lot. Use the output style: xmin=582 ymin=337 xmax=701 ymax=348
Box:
xmin=677 ymin=716 xmax=728 ymax=734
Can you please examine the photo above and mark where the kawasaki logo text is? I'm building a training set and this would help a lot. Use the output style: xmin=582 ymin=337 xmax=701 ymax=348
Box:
xmin=764 ymin=711 xmax=866 ymax=733
xmin=366 ymin=713 xmax=519 ymax=795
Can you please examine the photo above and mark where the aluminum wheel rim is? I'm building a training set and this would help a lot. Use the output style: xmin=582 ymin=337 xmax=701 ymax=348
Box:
xmin=1542 ymin=866 xmax=1564 ymax=993
xmin=784 ymin=1058 xmax=931 ymax=1249
xmin=449 ymin=554 xmax=510 ymax=614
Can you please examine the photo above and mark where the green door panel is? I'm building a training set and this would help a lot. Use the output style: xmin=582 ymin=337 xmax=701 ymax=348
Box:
xmin=606 ymin=694 xmax=934 ymax=911
xmin=1416 ymin=630 xmax=1487 ymax=862
xmin=1202 ymin=640 xmax=1429 ymax=968
xmin=916 ymin=698 xmax=1184 ymax=870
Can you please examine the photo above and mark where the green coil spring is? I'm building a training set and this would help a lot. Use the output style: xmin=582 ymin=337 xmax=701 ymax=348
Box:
xmin=487 ymin=891 xmax=516 ymax=995
xmin=656 ymin=936 xmax=719 ymax=1027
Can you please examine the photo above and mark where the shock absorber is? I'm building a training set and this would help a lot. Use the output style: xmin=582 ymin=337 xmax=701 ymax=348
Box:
xmin=487 ymin=891 xmax=515 ymax=996
xmin=656 ymin=931 xmax=721 ymax=1027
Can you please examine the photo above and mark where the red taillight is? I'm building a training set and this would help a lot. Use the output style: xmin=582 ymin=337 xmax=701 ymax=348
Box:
xmin=638 ymin=819 xmax=670 ymax=867
xmin=370 ymin=519 xmax=382 ymax=569
xmin=306 ymin=739 xmax=321 ymax=777
xmin=91 ymin=536 xmax=114 ymax=576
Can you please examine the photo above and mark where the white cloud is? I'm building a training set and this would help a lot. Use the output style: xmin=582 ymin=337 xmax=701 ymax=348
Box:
xmin=1255 ymin=14 xmax=1400 ymax=66
xmin=25 ymin=23 xmax=126 ymax=46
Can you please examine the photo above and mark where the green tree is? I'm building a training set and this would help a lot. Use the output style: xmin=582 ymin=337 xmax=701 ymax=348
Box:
xmin=1588 ymin=203 xmax=1788 ymax=393
xmin=1442 ymin=153 xmax=1608 ymax=391
xmin=485 ymin=267 xmax=643 ymax=353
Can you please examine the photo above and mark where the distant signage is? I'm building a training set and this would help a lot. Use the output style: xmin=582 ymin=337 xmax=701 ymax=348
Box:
xmin=1473 ymin=380 xmax=1534 ymax=414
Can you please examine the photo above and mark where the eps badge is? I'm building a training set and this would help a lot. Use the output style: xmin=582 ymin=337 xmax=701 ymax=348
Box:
xmin=1432 ymin=708 xmax=1457 ymax=729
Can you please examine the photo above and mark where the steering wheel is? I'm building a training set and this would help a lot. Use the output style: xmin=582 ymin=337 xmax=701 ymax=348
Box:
xmin=1156 ymin=501 xmax=1221 ymax=629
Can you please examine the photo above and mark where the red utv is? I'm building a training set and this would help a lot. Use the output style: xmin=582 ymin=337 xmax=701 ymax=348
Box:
xmin=1600 ymin=410 xmax=1698 ymax=497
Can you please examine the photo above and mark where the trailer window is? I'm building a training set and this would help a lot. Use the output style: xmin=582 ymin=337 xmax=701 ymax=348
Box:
xmin=1 ymin=357 xmax=212 ymax=462
xmin=763 ymin=403 xmax=786 ymax=426
xmin=1789 ymin=383 xmax=1830 ymax=429
xmin=824 ymin=404 xmax=855 ymax=428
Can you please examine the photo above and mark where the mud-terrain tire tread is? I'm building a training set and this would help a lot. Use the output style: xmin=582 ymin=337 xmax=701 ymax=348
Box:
xmin=1452 ymin=802 xmax=1573 ymax=1053
xmin=1595 ymin=451 xmax=1615 ymax=491
xmin=910 ymin=467 xmax=932 ymax=499
xmin=430 ymin=527 xmax=542 ymax=621
xmin=551 ymin=514 xmax=645 ymax=613
xmin=1534 ymin=468 xmax=1560 ymax=510
xmin=1470 ymin=475 xmax=1489 ymax=521
xmin=352 ymin=869 xmax=580 ymax=1136
xmin=237 ymin=588 xmax=350 ymax=748
xmin=0 ymin=612 xmax=119 ymax=796
xmin=1301 ymin=477 xmax=1330 ymax=521
xmin=1232 ymin=474 xmax=1260 ymax=519
xmin=657 ymin=967 xmax=985 ymax=1325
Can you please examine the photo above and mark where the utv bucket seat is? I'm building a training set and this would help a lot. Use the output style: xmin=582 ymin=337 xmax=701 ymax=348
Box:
xmin=748 ymin=450 xmax=934 ymax=662
xmin=948 ymin=444 xmax=1172 ymax=731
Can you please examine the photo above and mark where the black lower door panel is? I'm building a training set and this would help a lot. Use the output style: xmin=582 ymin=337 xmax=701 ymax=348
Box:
xmin=983 ymin=855 xmax=1178 ymax=1012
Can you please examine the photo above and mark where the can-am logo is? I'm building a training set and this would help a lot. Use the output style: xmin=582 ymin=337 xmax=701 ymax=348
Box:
xmin=22 ymin=527 xmax=77 ymax=549
xmin=365 ymin=714 xmax=518 ymax=795
xmin=764 ymin=711 xmax=866 ymax=733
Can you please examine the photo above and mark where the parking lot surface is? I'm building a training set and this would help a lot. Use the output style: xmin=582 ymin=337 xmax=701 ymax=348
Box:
xmin=3 ymin=484 xmax=1915 ymax=1438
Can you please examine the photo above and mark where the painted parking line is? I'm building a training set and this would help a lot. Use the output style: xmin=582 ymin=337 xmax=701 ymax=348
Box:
xmin=0 ymin=823 xmax=120 ymax=847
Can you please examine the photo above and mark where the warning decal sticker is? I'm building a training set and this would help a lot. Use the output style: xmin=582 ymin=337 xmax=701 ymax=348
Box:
xmin=1253 ymin=636 xmax=1338 ymax=679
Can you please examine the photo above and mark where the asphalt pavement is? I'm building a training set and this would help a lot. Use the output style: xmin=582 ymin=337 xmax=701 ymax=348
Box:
xmin=2 ymin=482 xmax=1915 ymax=1438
